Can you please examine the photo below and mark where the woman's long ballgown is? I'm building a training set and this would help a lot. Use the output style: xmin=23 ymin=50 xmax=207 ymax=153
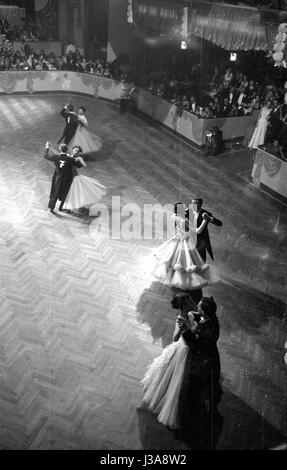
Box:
xmin=248 ymin=106 xmax=271 ymax=150
xmin=68 ymin=114 xmax=103 ymax=154
xmin=141 ymin=313 xmax=193 ymax=429
xmin=147 ymin=214 xmax=212 ymax=290
xmin=63 ymin=157 xmax=106 ymax=211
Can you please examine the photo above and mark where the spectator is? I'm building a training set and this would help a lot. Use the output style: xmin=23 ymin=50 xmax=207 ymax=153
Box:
xmin=205 ymin=126 xmax=225 ymax=156
xmin=182 ymin=95 xmax=190 ymax=111
xmin=221 ymin=97 xmax=232 ymax=117
xmin=210 ymin=97 xmax=222 ymax=117
xmin=242 ymin=101 xmax=253 ymax=116
xmin=66 ymin=42 xmax=76 ymax=56
xmin=228 ymin=86 xmax=239 ymax=105
xmin=223 ymin=67 xmax=233 ymax=86
xmin=229 ymin=103 xmax=242 ymax=117
xmin=210 ymin=66 xmax=221 ymax=88
xmin=200 ymin=105 xmax=214 ymax=118
xmin=189 ymin=95 xmax=199 ymax=115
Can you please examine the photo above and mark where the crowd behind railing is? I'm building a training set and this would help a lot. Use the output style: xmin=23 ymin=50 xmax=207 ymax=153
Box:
xmin=2 ymin=33 xmax=287 ymax=160
xmin=0 ymin=39 xmax=113 ymax=77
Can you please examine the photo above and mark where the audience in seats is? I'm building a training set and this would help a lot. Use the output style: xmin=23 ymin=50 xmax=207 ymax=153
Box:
xmin=1 ymin=27 xmax=287 ymax=159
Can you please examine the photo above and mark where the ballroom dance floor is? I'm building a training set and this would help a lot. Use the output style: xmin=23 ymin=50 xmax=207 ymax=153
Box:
xmin=0 ymin=93 xmax=286 ymax=450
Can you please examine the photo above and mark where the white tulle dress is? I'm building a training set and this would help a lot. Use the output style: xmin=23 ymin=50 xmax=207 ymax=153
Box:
xmin=248 ymin=106 xmax=272 ymax=150
xmin=141 ymin=312 xmax=193 ymax=429
xmin=147 ymin=214 xmax=212 ymax=290
xmin=63 ymin=156 xmax=106 ymax=211
xmin=68 ymin=114 xmax=103 ymax=154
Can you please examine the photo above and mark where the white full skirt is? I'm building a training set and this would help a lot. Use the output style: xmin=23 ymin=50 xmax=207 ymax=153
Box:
xmin=68 ymin=126 xmax=103 ymax=154
xmin=146 ymin=236 xmax=213 ymax=290
xmin=141 ymin=337 xmax=189 ymax=429
xmin=63 ymin=174 xmax=106 ymax=210
xmin=248 ymin=109 xmax=270 ymax=150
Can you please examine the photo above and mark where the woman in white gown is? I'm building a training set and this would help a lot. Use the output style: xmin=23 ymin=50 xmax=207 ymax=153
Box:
xmin=147 ymin=203 xmax=213 ymax=290
xmin=68 ymin=106 xmax=103 ymax=154
xmin=248 ymin=100 xmax=273 ymax=150
xmin=63 ymin=146 xmax=106 ymax=211
xmin=141 ymin=293 xmax=197 ymax=429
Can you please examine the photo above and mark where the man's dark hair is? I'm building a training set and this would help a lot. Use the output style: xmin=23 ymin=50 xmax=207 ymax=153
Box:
xmin=200 ymin=296 xmax=217 ymax=316
xmin=192 ymin=198 xmax=203 ymax=205
xmin=59 ymin=144 xmax=68 ymax=153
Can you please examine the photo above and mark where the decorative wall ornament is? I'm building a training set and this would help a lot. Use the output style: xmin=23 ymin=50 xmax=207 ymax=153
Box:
xmin=127 ymin=0 xmax=133 ymax=24
xmin=252 ymin=152 xmax=264 ymax=187
xmin=26 ymin=74 xmax=34 ymax=94
xmin=0 ymin=71 xmax=47 ymax=94
xmin=181 ymin=6 xmax=188 ymax=40
xmin=50 ymin=72 xmax=62 ymax=82
xmin=272 ymin=23 xmax=287 ymax=67
xmin=253 ymin=148 xmax=283 ymax=188
xmin=76 ymin=72 xmax=100 ymax=97
xmin=62 ymin=78 xmax=71 ymax=90
xmin=35 ymin=0 xmax=58 ymax=40
xmin=262 ymin=153 xmax=283 ymax=177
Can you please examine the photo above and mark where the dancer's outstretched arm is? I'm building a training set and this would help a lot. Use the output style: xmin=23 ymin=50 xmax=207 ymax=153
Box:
xmin=75 ymin=156 xmax=87 ymax=167
xmin=44 ymin=142 xmax=57 ymax=162
xmin=60 ymin=104 xmax=69 ymax=118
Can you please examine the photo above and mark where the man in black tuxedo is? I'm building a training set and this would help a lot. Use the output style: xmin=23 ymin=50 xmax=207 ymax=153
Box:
xmin=220 ymin=97 xmax=232 ymax=117
xmin=265 ymin=99 xmax=283 ymax=144
xmin=228 ymin=86 xmax=239 ymax=105
xmin=205 ymin=126 xmax=225 ymax=156
xmin=44 ymin=142 xmax=83 ymax=213
xmin=57 ymin=104 xmax=79 ymax=145
xmin=278 ymin=121 xmax=287 ymax=158
xmin=185 ymin=198 xmax=223 ymax=262
xmin=176 ymin=295 xmax=222 ymax=447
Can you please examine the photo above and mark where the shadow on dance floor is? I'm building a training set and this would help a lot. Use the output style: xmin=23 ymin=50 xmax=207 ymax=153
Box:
xmin=136 ymin=387 xmax=286 ymax=450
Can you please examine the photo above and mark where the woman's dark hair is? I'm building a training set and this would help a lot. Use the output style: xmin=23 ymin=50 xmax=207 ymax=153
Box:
xmin=174 ymin=202 xmax=184 ymax=215
xmin=171 ymin=292 xmax=196 ymax=310
xmin=79 ymin=105 xmax=86 ymax=113
xmin=200 ymin=296 xmax=217 ymax=316
xmin=73 ymin=145 xmax=83 ymax=153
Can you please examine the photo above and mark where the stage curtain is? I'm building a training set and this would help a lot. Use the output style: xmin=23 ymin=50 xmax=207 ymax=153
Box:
xmin=130 ymin=0 xmax=185 ymax=39
xmin=189 ymin=1 xmax=268 ymax=51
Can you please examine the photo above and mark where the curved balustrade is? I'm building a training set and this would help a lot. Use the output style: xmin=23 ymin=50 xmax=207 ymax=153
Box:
xmin=0 ymin=71 xmax=259 ymax=147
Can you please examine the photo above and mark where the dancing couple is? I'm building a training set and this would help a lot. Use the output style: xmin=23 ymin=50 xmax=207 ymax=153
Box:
xmin=58 ymin=103 xmax=103 ymax=154
xmin=141 ymin=199 xmax=223 ymax=445
xmin=147 ymin=199 xmax=222 ymax=292
xmin=44 ymin=102 xmax=106 ymax=214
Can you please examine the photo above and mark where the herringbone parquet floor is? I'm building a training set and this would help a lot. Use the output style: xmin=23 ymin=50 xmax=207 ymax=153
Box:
xmin=0 ymin=94 xmax=286 ymax=450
